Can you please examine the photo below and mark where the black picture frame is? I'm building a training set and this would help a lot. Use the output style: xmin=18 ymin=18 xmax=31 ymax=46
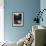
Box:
xmin=12 ymin=12 xmax=24 ymax=27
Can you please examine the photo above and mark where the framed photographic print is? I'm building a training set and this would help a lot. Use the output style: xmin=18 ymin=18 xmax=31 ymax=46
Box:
xmin=12 ymin=12 xmax=24 ymax=27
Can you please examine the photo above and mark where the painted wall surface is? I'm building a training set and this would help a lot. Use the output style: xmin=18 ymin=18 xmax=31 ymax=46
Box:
xmin=0 ymin=0 xmax=4 ymax=42
xmin=4 ymin=0 xmax=40 ymax=42
xmin=40 ymin=0 xmax=46 ymax=27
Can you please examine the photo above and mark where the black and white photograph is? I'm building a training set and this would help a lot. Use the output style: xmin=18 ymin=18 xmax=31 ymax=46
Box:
xmin=12 ymin=12 xmax=24 ymax=27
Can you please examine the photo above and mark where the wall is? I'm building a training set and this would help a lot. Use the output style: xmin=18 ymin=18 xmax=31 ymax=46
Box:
xmin=0 ymin=0 xmax=4 ymax=42
xmin=40 ymin=0 xmax=46 ymax=27
xmin=4 ymin=0 xmax=40 ymax=42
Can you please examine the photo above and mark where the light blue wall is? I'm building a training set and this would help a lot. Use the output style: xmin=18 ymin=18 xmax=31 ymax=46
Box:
xmin=4 ymin=0 xmax=40 ymax=42
xmin=40 ymin=0 xmax=46 ymax=27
